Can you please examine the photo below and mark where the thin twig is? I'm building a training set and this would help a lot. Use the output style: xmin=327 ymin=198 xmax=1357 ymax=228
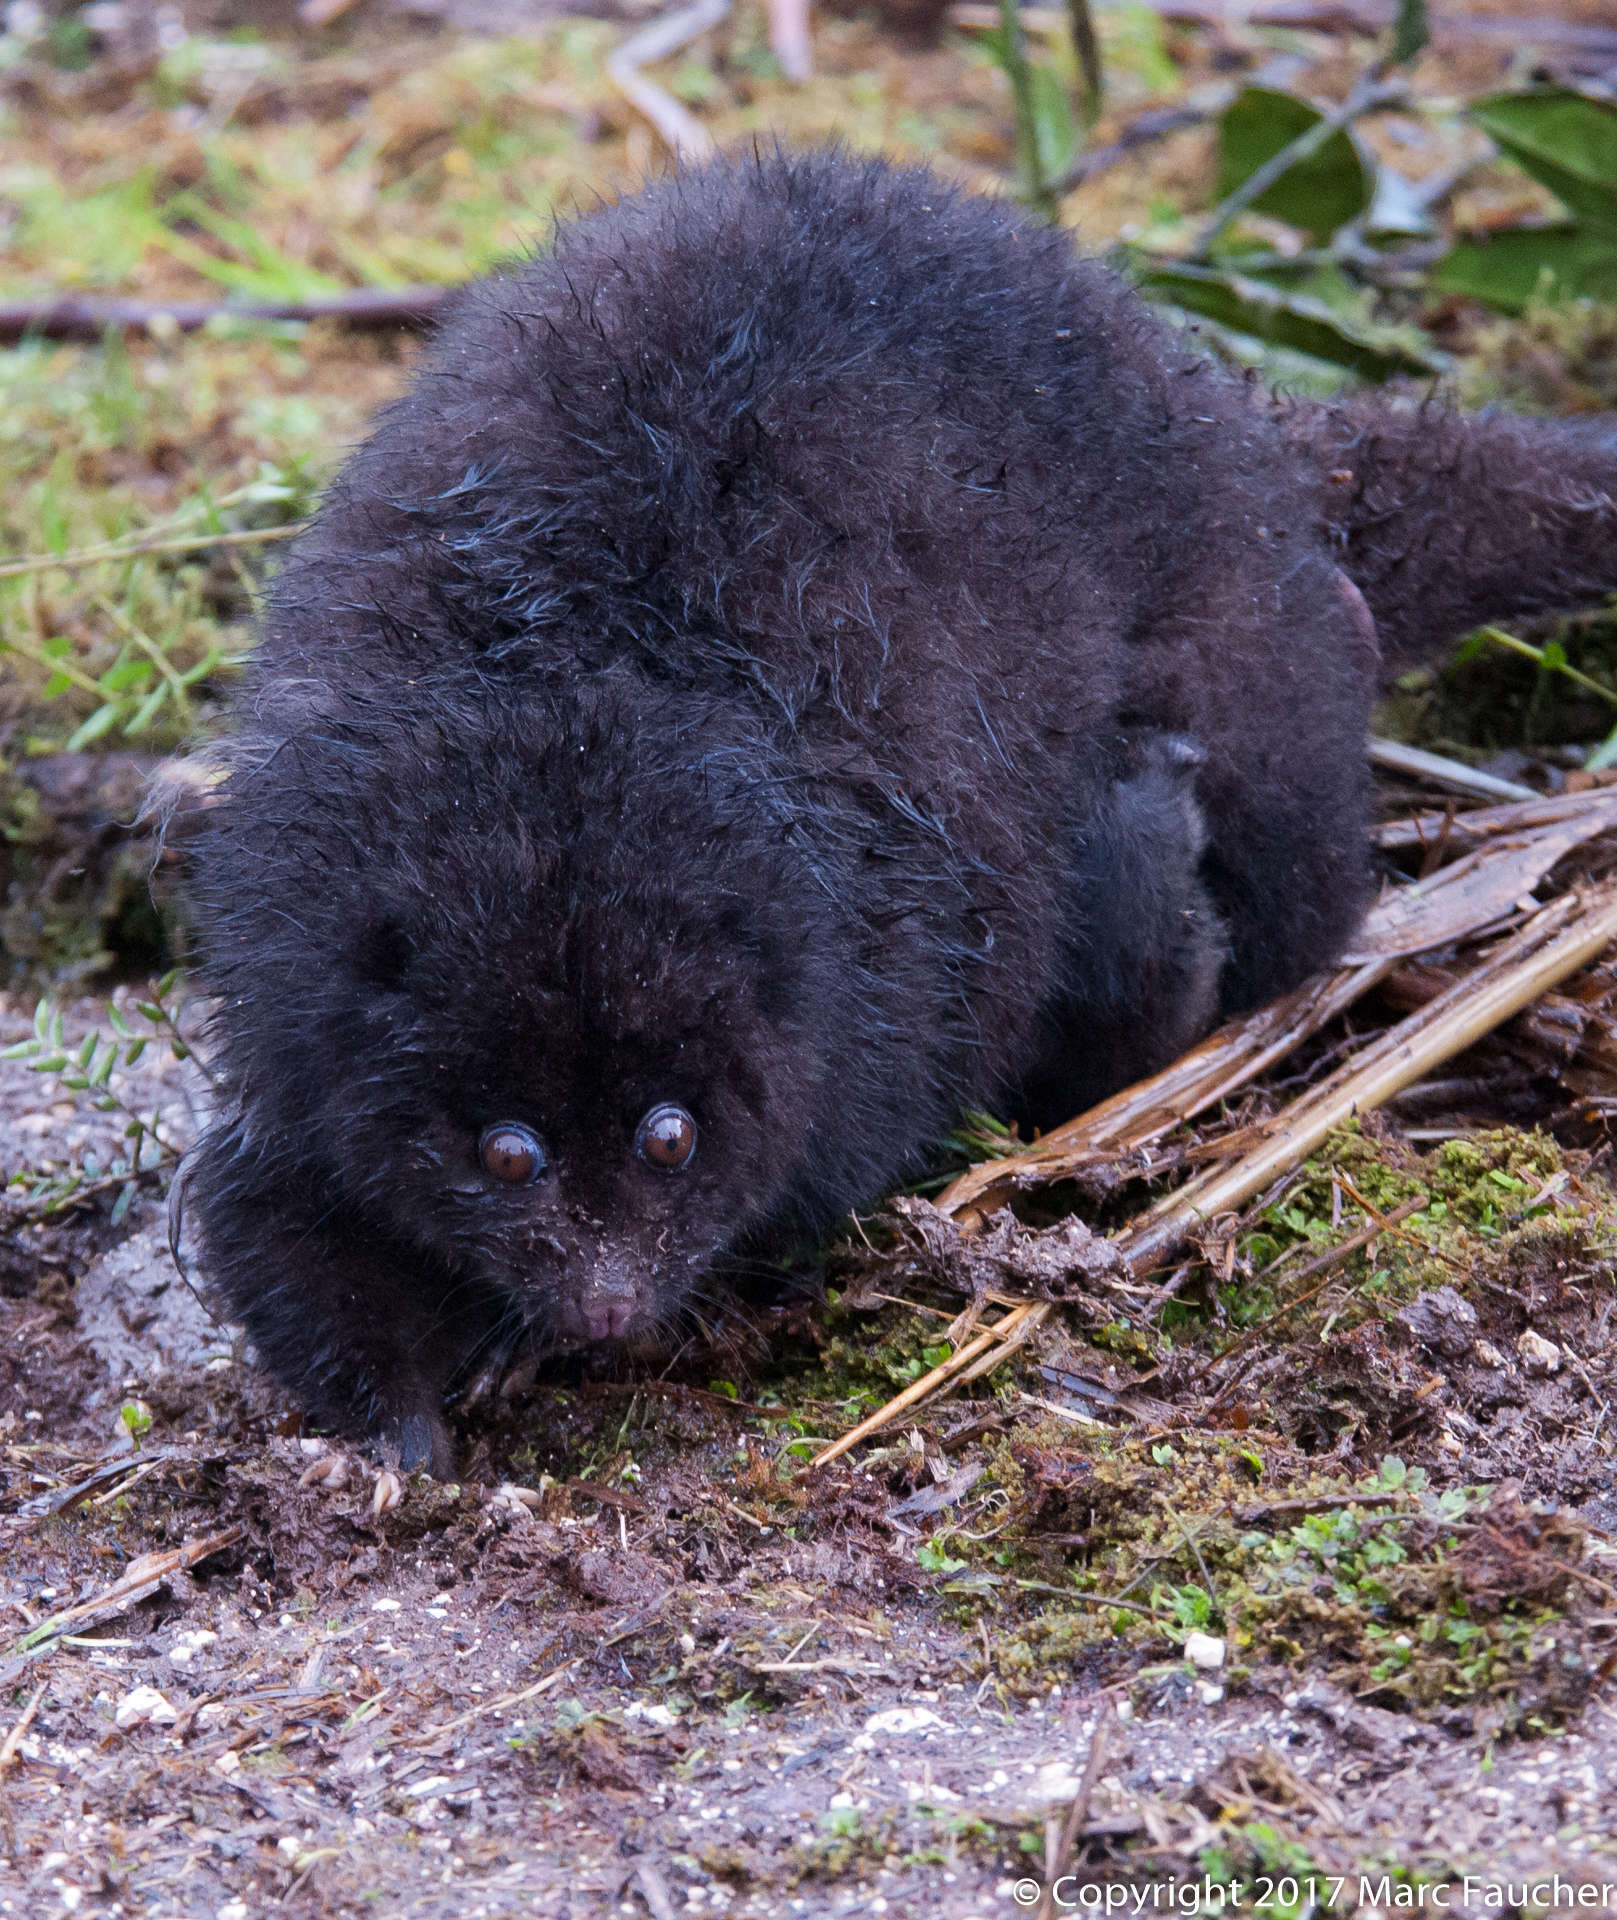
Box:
xmin=606 ymin=0 xmax=729 ymax=161
xmin=1194 ymin=1193 xmax=1427 ymax=1379
xmin=0 ymin=1685 xmax=46 ymax=1774
xmin=0 ymin=522 xmax=304 ymax=580
xmin=1190 ymin=65 xmax=1402 ymax=261
xmin=0 ymin=286 xmax=449 ymax=347
xmin=1038 ymin=1707 xmax=1112 ymax=1920
xmin=410 ymin=1656 xmax=576 ymax=1743
xmin=1367 ymin=736 xmax=1538 ymax=804
xmin=811 ymin=1303 xmax=1046 ymax=1466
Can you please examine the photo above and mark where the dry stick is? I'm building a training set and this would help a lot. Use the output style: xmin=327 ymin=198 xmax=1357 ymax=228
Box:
xmin=0 ymin=522 xmax=305 ymax=580
xmin=811 ymin=1306 xmax=1043 ymax=1466
xmin=411 ymin=1658 xmax=579 ymax=1743
xmin=0 ymin=1684 xmax=46 ymax=1774
xmin=1194 ymin=1193 xmax=1428 ymax=1384
xmin=1375 ymin=788 xmax=1617 ymax=854
xmin=1038 ymin=1707 xmax=1113 ymax=1920
xmin=1368 ymin=736 xmax=1539 ymax=805
xmin=0 ymin=286 xmax=450 ymax=348
xmin=811 ymin=886 xmax=1617 ymax=1464
xmin=606 ymin=0 xmax=730 ymax=162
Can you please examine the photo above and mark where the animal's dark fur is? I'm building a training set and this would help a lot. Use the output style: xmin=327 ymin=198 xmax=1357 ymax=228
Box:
xmin=183 ymin=151 xmax=1617 ymax=1472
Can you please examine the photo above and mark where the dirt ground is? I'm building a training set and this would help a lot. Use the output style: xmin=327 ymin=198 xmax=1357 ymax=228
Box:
xmin=4 ymin=980 xmax=1617 ymax=1919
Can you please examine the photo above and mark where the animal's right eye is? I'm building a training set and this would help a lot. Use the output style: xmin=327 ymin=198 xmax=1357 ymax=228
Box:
xmin=479 ymin=1123 xmax=546 ymax=1186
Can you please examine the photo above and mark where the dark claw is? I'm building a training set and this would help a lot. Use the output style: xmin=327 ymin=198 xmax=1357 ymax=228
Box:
xmin=395 ymin=1411 xmax=454 ymax=1478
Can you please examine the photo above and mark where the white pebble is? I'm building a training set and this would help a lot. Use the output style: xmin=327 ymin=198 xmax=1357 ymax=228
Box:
xmin=1183 ymin=1631 xmax=1226 ymax=1670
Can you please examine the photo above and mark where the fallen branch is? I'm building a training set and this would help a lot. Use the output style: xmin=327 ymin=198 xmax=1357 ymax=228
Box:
xmin=606 ymin=0 xmax=729 ymax=162
xmin=935 ymin=958 xmax=1394 ymax=1224
xmin=0 ymin=286 xmax=450 ymax=347
xmin=1374 ymin=786 xmax=1617 ymax=854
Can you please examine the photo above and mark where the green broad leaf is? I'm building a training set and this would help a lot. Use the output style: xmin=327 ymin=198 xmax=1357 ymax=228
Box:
xmin=65 ymin=703 xmax=122 ymax=751
xmin=41 ymin=671 xmax=75 ymax=699
xmin=1470 ymin=88 xmax=1617 ymax=234
xmin=1435 ymin=223 xmax=1617 ymax=312
xmin=1217 ymin=86 xmax=1373 ymax=244
xmin=100 ymin=654 xmax=153 ymax=695
xmin=1136 ymin=262 xmax=1440 ymax=378
xmin=107 ymin=1005 xmax=132 ymax=1038
xmin=1390 ymin=0 xmax=1428 ymax=66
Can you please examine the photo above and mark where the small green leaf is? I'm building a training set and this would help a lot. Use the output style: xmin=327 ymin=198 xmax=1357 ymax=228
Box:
xmin=1217 ymin=86 xmax=1373 ymax=243
xmin=65 ymin=703 xmax=123 ymax=751
xmin=1585 ymin=722 xmax=1617 ymax=772
xmin=107 ymin=1005 xmax=133 ymax=1038
xmin=76 ymin=1032 xmax=97 ymax=1069
xmin=123 ymin=1037 xmax=147 ymax=1066
xmin=29 ymin=1054 xmax=69 ymax=1073
xmin=100 ymin=654 xmax=153 ymax=695
xmin=123 ymin=686 xmax=170 ymax=736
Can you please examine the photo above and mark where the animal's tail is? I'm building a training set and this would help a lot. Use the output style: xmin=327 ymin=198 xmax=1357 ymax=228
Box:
xmin=1288 ymin=397 xmax=1617 ymax=668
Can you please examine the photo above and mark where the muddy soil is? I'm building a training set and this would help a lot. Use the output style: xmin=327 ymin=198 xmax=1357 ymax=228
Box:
xmin=3 ymin=992 xmax=1617 ymax=1920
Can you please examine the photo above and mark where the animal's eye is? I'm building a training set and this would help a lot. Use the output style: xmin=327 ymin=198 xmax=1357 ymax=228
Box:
xmin=635 ymin=1103 xmax=697 ymax=1172
xmin=479 ymin=1123 xmax=546 ymax=1186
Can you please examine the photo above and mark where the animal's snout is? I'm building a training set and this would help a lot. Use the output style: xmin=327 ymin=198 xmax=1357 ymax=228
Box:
xmin=581 ymin=1292 xmax=636 ymax=1343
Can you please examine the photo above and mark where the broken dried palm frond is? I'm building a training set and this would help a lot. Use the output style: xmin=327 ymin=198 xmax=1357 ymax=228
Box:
xmin=935 ymin=958 xmax=1395 ymax=1225
xmin=812 ymin=883 xmax=1617 ymax=1465
xmin=1120 ymin=884 xmax=1617 ymax=1274
xmin=1373 ymin=785 xmax=1617 ymax=854
xmin=940 ymin=808 xmax=1617 ymax=1223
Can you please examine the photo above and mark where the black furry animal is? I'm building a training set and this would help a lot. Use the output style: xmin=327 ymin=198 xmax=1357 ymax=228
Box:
xmin=183 ymin=151 xmax=1617 ymax=1474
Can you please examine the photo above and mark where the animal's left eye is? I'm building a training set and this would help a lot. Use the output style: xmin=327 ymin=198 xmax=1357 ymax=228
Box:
xmin=479 ymin=1122 xmax=546 ymax=1185
xmin=635 ymin=1103 xmax=697 ymax=1172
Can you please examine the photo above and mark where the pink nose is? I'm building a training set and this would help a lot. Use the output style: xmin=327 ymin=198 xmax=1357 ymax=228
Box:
xmin=582 ymin=1297 xmax=635 ymax=1342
